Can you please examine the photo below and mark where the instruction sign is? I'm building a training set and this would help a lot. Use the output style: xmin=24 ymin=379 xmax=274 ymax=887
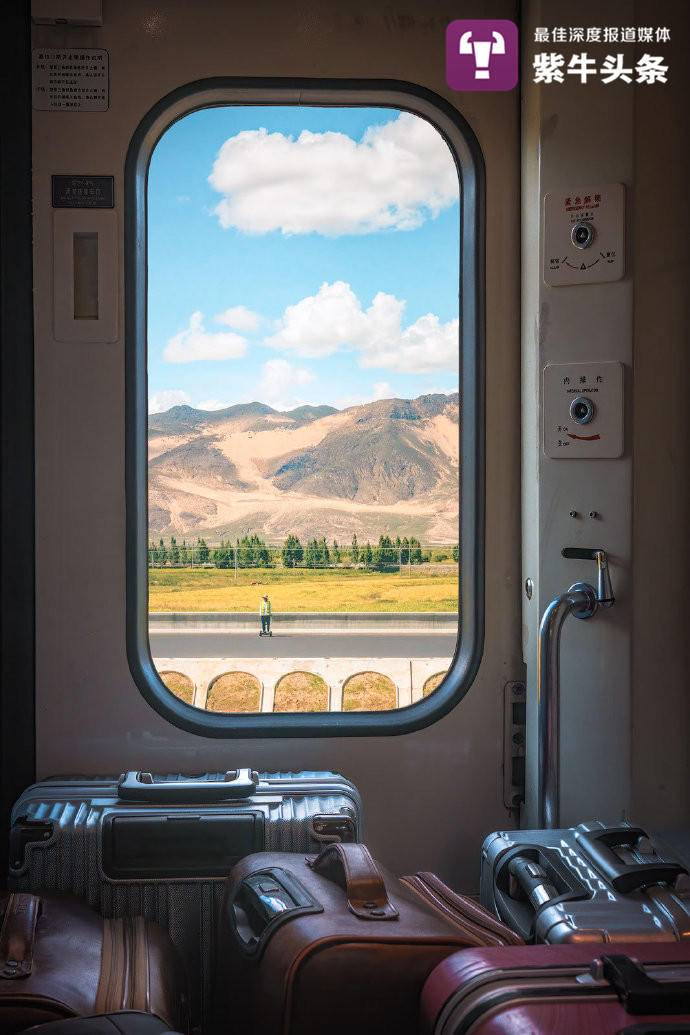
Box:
xmin=32 ymin=49 xmax=109 ymax=111
xmin=542 ymin=361 xmax=624 ymax=459
xmin=52 ymin=175 xmax=114 ymax=209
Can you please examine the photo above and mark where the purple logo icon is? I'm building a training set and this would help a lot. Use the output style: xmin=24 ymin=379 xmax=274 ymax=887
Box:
xmin=446 ymin=20 xmax=518 ymax=91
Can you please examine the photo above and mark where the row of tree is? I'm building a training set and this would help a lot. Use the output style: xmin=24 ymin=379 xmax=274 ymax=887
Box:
xmin=148 ymin=537 xmax=207 ymax=567
xmin=148 ymin=533 xmax=458 ymax=569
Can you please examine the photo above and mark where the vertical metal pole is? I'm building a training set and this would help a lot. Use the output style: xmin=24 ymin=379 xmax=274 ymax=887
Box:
xmin=537 ymin=595 xmax=571 ymax=829
xmin=537 ymin=583 xmax=597 ymax=828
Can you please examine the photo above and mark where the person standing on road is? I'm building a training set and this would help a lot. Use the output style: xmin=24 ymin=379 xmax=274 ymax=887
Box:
xmin=259 ymin=593 xmax=272 ymax=636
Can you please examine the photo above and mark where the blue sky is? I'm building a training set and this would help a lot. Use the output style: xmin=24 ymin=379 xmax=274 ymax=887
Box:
xmin=148 ymin=105 xmax=460 ymax=413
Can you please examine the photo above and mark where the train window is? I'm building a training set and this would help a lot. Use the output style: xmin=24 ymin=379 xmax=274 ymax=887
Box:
xmin=125 ymin=82 xmax=484 ymax=736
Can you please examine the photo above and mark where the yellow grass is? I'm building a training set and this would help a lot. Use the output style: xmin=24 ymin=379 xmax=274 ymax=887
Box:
xmin=342 ymin=671 xmax=397 ymax=711
xmin=206 ymin=671 xmax=261 ymax=712
xmin=274 ymin=671 xmax=330 ymax=712
xmin=423 ymin=671 xmax=447 ymax=697
xmin=159 ymin=670 xmax=194 ymax=705
xmin=149 ymin=566 xmax=458 ymax=613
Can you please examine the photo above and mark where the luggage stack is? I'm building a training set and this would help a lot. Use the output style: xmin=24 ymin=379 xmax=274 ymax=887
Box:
xmin=8 ymin=770 xmax=362 ymax=1032
xmin=9 ymin=769 xmax=690 ymax=1034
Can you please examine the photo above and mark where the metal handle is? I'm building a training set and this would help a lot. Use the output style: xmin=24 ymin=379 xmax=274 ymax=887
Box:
xmin=561 ymin=547 xmax=615 ymax=607
xmin=575 ymin=827 xmax=687 ymax=892
xmin=117 ymin=769 xmax=258 ymax=802
xmin=507 ymin=856 xmax=560 ymax=910
xmin=537 ymin=549 xmax=617 ymax=828
xmin=537 ymin=582 xmax=598 ymax=828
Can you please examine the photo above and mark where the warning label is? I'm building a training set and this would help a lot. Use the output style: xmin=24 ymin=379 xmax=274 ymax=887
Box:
xmin=32 ymin=49 xmax=109 ymax=112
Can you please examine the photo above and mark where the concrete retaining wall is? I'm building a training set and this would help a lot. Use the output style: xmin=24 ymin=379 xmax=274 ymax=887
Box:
xmin=154 ymin=657 xmax=450 ymax=711
xmin=150 ymin=611 xmax=458 ymax=633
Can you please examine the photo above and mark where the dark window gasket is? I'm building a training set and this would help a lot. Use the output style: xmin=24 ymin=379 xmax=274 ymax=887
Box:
xmin=125 ymin=78 xmax=485 ymax=738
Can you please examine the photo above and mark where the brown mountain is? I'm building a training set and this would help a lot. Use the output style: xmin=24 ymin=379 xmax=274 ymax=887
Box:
xmin=148 ymin=393 xmax=459 ymax=544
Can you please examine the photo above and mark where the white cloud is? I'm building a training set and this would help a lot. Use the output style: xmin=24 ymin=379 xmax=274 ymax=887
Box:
xmin=148 ymin=389 xmax=191 ymax=413
xmin=359 ymin=311 xmax=459 ymax=374
xmin=208 ymin=112 xmax=458 ymax=236
xmin=372 ymin=381 xmax=395 ymax=400
xmin=163 ymin=311 xmax=248 ymax=363
xmin=197 ymin=398 xmax=233 ymax=411
xmin=265 ymin=281 xmax=368 ymax=357
xmin=176 ymin=194 xmax=191 ymax=204
xmin=214 ymin=305 xmax=261 ymax=332
xmin=335 ymin=382 xmax=399 ymax=409
xmin=265 ymin=281 xmax=458 ymax=374
xmin=258 ymin=359 xmax=315 ymax=411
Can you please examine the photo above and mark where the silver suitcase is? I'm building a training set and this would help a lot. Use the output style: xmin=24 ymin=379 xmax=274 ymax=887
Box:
xmin=8 ymin=769 xmax=362 ymax=1030
xmin=480 ymin=820 xmax=690 ymax=944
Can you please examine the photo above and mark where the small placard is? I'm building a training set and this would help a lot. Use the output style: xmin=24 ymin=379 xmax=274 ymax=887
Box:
xmin=32 ymin=48 xmax=109 ymax=111
xmin=52 ymin=175 xmax=114 ymax=209
xmin=543 ymin=184 xmax=625 ymax=287
xmin=542 ymin=362 xmax=624 ymax=460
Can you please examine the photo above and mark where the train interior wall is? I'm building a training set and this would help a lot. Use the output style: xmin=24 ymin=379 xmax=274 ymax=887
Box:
xmin=1 ymin=0 xmax=689 ymax=891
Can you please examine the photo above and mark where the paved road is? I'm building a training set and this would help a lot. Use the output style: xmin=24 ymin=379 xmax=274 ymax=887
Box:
xmin=149 ymin=630 xmax=457 ymax=659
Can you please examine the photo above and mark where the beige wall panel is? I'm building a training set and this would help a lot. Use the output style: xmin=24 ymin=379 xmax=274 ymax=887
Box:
xmin=630 ymin=0 xmax=690 ymax=827
xmin=32 ymin=0 xmax=521 ymax=886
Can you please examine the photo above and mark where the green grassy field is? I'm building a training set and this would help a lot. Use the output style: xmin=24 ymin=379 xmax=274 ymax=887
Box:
xmin=148 ymin=565 xmax=458 ymax=612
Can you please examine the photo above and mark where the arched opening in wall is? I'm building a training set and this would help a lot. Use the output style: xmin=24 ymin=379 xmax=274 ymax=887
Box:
xmin=274 ymin=672 xmax=329 ymax=712
xmin=127 ymin=80 xmax=484 ymax=735
xmin=206 ymin=671 xmax=262 ymax=712
xmin=342 ymin=671 xmax=397 ymax=711
xmin=423 ymin=671 xmax=446 ymax=697
xmin=159 ymin=670 xmax=195 ymax=705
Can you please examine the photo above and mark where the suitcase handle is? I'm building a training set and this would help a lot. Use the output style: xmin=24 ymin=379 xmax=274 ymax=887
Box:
xmin=493 ymin=845 xmax=589 ymax=943
xmin=230 ymin=867 xmax=323 ymax=957
xmin=601 ymin=954 xmax=690 ymax=1015
xmin=117 ymin=769 xmax=259 ymax=802
xmin=0 ymin=893 xmax=40 ymax=978
xmin=575 ymin=827 xmax=687 ymax=893
xmin=308 ymin=842 xmax=399 ymax=920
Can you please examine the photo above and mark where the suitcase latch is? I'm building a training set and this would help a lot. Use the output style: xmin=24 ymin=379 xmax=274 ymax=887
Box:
xmin=309 ymin=814 xmax=357 ymax=845
xmin=579 ymin=954 xmax=690 ymax=1015
xmin=9 ymin=818 xmax=54 ymax=872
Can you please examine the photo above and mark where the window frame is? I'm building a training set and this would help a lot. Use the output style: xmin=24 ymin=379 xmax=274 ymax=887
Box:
xmin=125 ymin=77 xmax=485 ymax=738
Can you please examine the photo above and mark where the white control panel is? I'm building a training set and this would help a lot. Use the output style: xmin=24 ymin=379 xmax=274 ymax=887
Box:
xmin=543 ymin=361 xmax=624 ymax=459
xmin=543 ymin=183 xmax=625 ymax=286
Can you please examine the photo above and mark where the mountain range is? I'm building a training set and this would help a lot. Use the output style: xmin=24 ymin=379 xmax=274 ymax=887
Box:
xmin=148 ymin=392 xmax=460 ymax=544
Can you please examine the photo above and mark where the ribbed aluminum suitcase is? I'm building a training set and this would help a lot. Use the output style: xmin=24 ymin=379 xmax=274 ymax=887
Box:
xmin=8 ymin=770 xmax=362 ymax=1031
xmin=480 ymin=820 xmax=690 ymax=944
